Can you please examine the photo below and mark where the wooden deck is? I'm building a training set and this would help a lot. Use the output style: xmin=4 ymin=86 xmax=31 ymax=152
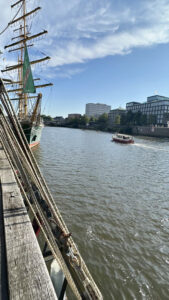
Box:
xmin=0 ymin=145 xmax=57 ymax=299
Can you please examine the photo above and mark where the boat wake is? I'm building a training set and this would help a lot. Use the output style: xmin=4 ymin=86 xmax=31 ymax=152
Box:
xmin=133 ymin=143 xmax=169 ymax=152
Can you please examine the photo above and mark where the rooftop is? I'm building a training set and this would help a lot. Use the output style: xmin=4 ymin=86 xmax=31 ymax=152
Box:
xmin=147 ymin=95 xmax=169 ymax=102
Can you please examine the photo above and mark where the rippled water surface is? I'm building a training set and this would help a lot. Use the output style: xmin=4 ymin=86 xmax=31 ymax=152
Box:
xmin=34 ymin=127 xmax=169 ymax=299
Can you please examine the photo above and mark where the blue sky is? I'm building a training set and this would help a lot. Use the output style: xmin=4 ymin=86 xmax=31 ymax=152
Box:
xmin=1 ymin=0 xmax=169 ymax=117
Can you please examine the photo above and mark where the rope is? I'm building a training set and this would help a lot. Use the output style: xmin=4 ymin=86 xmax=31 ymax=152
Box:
xmin=0 ymin=78 xmax=103 ymax=300
xmin=0 ymin=3 xmax=23 ymax=36
xmin=0 ymin=81 xmax=101 ymax=299
xmin=0 ymin=110 xmax=82 ymax=300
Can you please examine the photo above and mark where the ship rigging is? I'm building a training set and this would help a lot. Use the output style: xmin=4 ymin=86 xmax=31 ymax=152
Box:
xmin=1 ymin=0 xmax=53 ymax=148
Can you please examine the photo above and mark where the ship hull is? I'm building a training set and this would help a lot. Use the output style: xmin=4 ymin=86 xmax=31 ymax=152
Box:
xmin=21 ymin=121 xmax=43 ymax=148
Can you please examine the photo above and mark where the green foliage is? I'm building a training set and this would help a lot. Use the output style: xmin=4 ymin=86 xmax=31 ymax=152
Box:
xmin=89 ymin=116 xmax=97 ymax=125
xmin=66 ymin=115 xmax=89 ymax=128
xmin=115 ymin=114 xmax=121 ymax=125
xmin=80 ymin=115 xmax=89 ymax=125
xmin=120 ymin=111 xmax=156 ymax=126
xmin=98 ymin=113 xmax=108 ymax=123
xmin=147 ymin=114 xmax=157 ymax=125
xmin=41 ymin=114 xmax=53 ymax=121
xmin=90 ymin=116 xmax=96 ymax=122
xmin=95 ymin=113 xmax=108 ymax=130
xmin=140 ymin=114 xmax=147 ymax=125
xmin=66 ymin=113 xmax=109 ymax=129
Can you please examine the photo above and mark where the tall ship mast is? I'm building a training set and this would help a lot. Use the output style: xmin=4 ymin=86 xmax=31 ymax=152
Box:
xmin=2 ymin=0 xmax=53 ymax=148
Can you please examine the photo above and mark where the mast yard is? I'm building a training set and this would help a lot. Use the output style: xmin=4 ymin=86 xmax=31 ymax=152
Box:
xmin=2 ymin=0 xmax=53 ymax=148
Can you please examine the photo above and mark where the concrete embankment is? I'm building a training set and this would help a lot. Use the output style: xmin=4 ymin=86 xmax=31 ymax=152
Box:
xmin=132 ymin=126 xmax=169 ymax=138
xmin=45 ymin=122 xmax=169 ymax=138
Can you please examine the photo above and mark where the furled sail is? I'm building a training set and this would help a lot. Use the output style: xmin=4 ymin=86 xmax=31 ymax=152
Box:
xmin=23 ymin=46 xmax=36 ymax=93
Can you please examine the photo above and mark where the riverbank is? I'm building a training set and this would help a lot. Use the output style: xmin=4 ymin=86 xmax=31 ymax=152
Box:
xmin=132 ymin=125 xmax=169 ymax=137
xmin=44 ymin=121 xmax=131 ymax=133
xmin=44 ymin=122 xmax=169 ymax=138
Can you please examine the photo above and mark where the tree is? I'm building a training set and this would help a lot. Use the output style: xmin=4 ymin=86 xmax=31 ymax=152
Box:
xmin=90 ymin=116 xmax=96 ymax=122
xmin=80 ymin=115 xmax=89 ymax=125
xmin=41 ymin=114 xmax=53 ymax=121
xmin=66 ymin=115 xmax=89 ymax=128
xmin=68 ymin=117 xmax=79 ymax=127
xmin=140 ymin=114 xmax=147 ymax=125
xmin=89 ymin=116 xmax=96 ymax=125
xmin=120 ymin=113 xmax=127 ymax=125
xmin=115 ymin=114 xmax=121 ymax=124
xmin=96 ymin=113 xmax=108 ymax=130
xmin=147 ymin=114 xmax=156 ymax=125
xmin=122 ymin=111 xmax=134 ymax=125
xmin=134 ymin=111 xmax=142 ymax=125
xmin=98 ymin=113 xmax=108 ymax=123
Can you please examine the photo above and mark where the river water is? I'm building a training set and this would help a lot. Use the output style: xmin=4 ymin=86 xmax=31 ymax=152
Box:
xmin=34 ymin=127 xmax=169 ymax=300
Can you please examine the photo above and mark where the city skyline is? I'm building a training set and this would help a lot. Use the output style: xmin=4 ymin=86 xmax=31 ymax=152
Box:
xmin=1 ymin=0 xmax=169 ymax=117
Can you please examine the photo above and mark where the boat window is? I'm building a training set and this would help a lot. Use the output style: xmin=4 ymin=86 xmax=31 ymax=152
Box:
xmin=32 ymin=135 xmax=37 ymax=142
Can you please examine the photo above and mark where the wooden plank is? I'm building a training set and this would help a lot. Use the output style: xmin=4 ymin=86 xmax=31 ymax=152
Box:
xmin=0 ymin=178 xmax=9 ymax=299
xmin=0 ymin=147 xmax=58 ymax=300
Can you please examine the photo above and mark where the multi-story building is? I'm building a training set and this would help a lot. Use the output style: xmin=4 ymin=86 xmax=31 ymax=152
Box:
xmin=126 ymin=95 xmax=169 ymax=125
xmin=53 ymin=116 xmax=65 ymax=125
xmin=108 ymin=108 xmax=126 ymax=125
xmin=68 ymin=114 xmax=81 ymax=119
xmin=85 ymin=103 xmax=111 ymax=118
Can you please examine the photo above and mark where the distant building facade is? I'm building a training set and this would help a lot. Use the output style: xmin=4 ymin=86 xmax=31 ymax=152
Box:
xmin=68 ymin=114 xmax=81 ymax=119
xmin=126 ymin=95 xmax=169 ymax=125
xmin=108 ymin=108 xmax=126 ymax=125
xmin=85 ymin=103 xmax=111 ymax=118
xmin=53 ymin=116 xmax=64 ymax=125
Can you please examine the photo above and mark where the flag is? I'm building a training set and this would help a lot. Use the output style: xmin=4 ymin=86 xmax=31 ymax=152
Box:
xmin=22 ymin=46 xmax=36 ymax=93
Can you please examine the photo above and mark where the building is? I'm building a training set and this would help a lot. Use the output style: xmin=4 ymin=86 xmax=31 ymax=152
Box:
xmin=53 ymin=116 xmax=65 ymax=125
xmin=126 ymin=95 xmax=169 ymax=125
xmin=108 ymin=108 xmax=126 ymax=125
xmin=85 ymin=103 xmax=111 ymax=118
xmin=68 ymin=114 xmax=81 ymax=119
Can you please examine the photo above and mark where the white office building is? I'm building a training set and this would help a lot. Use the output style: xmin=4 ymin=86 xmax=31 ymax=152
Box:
xmin=85 ymin=103 xmax=111 ymax=117
xmin=126 ymin=95 xmax=169 ymax=125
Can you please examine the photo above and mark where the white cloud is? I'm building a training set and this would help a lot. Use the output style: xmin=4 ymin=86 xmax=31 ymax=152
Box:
xmin=40 ymin=0 xmax=169 ymax=71
xmin=47 ymin=25 xmax=169 ymax=68
xmin=0 ymin=0 xmax=12 ymax=47
xmin=1 ymin=0 xmax=169 ymax=78
xmin=44 ymin=67 xmax=85 ymax=79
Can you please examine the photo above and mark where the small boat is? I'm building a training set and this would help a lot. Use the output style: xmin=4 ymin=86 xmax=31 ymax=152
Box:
xmin=112 ymin=133 xmax=134 ymax=144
